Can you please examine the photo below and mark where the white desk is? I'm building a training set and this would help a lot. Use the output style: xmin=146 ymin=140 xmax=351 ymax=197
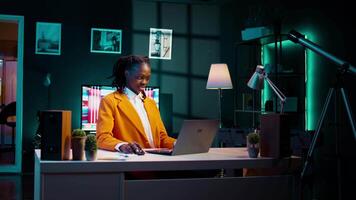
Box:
xmin=34 ymin=148 xmax=300 ymax=200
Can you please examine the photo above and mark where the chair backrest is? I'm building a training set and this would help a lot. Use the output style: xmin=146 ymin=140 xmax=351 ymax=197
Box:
xmin=0 ymin=101 xmax=16 ymax=125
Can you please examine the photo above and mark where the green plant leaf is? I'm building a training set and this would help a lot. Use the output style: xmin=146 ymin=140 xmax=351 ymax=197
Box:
xmin=72 ymin=129 xmax=86 ymax=137
xmin=247 ymin=132 xmax=260 ymax=144
xmin=85 ymin=134 xmax=98 ymax=151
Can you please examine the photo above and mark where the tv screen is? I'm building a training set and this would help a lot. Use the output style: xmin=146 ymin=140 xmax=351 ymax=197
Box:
xmin=81 ymin=85 xmax=160 ymax=132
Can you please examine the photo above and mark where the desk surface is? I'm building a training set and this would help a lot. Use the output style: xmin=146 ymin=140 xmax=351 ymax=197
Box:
xmin=35 ymin=148 xmax=299 ymax=173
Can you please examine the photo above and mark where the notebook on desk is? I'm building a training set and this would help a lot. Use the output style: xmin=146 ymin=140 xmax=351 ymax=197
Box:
xmin=145 ymin=119 xmax=219 ymax=156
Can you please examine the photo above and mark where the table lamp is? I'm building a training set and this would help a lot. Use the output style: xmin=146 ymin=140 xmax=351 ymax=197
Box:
xmin=206 ymin=63 xmax=233 ymax=127
xmin=247 ymin=65 xmax=286 ymax=113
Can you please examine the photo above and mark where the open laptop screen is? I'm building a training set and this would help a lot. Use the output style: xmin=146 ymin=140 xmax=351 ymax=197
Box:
xmin=145 ymin=119 xmax=219 ymax=156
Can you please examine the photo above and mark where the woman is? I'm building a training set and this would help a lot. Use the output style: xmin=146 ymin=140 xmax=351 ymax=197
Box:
xmin=96 ymin=55 xmax=176 ymax=153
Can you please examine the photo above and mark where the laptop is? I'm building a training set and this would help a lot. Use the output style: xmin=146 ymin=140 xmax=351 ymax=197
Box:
xmin=145 ymin=119 xmax=219 ymax=156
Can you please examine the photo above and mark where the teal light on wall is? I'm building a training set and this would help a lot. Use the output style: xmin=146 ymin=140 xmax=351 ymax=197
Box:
xmin=261 ymin=32 xmax=317 ymax=131
xmin=261 ymin=45 xmax=272 ymax=112
xmin=261 ymin=41 xmax=298 ymax=112
xmin=304 ymin=33 xmax=317 ymax=131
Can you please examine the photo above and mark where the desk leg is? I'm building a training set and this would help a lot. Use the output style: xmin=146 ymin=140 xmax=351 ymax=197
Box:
xmin=34 ymin=154 xmax=40 ymax=200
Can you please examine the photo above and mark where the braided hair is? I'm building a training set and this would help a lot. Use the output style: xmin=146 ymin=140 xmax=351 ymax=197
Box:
xmin=111 ymin=55 xmax=150 ymax=93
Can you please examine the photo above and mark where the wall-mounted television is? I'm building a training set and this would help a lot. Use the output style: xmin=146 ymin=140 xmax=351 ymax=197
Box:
xmin=81 ymin=85 xmax=160 ymax=132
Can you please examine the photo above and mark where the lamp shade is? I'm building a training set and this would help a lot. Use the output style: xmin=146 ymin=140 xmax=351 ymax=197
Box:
xmin=206 ymin=64 xmax=233 ymax=89
xmin=247 ymin=65 xmax=265 ymax=90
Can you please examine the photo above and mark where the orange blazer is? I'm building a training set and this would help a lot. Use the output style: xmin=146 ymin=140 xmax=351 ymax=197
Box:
xmin=96 ymin=91 xmax=176 ymax=151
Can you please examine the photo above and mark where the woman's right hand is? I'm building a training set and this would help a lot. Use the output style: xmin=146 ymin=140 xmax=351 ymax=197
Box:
xmin=119 ymin=144 xmax=135 ymax=154
xmin=119 ymin=142 xmax=145 ymax=155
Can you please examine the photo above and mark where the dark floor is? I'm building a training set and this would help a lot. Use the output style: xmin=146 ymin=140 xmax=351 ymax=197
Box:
xmin=0 ymin=173 xmax=33 ymax=200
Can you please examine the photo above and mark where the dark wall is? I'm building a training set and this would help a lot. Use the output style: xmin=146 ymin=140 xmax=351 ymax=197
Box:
xmin=1 ymin=0 xmax=222 ymax=173
xmin=1 ymin=0 xmax=132 ymax=172
xmin=129 ymin=1 xmax=222 ymax=133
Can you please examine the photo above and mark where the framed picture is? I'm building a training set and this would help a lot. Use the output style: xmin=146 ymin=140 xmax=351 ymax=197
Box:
xmin=35 ymin=22 xmax=61 ymax=55
xmin=149 ymin=28 xmax=172 ymax=60
xmin=90 ymin=28 xmax=122 ymax=54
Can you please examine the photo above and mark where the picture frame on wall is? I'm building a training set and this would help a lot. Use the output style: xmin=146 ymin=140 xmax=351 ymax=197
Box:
xmin=149 ymin=28 xmax=172 ymax=60
xmin=90 ymin=28 xmax=122 ymax=54
xmin=35 ymin=22 xmax=61 ymax=55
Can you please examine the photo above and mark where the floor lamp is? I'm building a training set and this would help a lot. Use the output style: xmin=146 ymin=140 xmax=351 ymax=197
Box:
xmin=206 ymin=63 xmax=232 ymax=178
xmin=206 ymin=63 xmax=233 ymax=128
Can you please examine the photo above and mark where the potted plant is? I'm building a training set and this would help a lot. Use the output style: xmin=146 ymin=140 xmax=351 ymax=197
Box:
xmin=246 ymin=130 xmax=260 ymax=158
xmin=71 ymin=129 xmax=87 ymax=160
xmin=85 ymin=134 xmax=98 ymax=161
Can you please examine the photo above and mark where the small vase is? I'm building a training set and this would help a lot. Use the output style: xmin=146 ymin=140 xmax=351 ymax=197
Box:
xmin=247 ymin=139 xmax=260 ymax=158
xmin=71 ymin=136 xmax=86 ymax=160
xmin=85 ymin=150 xmax=97 ymax=161
xmin=247 ymin=145 xmax=259 ymax=158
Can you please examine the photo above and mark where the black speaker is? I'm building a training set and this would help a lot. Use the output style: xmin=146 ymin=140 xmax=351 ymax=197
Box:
xmin=260 ymin=113 xmax=291 ymax=158
xmin=40 ymin=110 xmax=71 ymax=160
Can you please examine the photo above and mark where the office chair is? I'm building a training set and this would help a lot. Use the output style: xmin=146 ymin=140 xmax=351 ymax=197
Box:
xmin=0 ymin=102 xmax=16 ymax=150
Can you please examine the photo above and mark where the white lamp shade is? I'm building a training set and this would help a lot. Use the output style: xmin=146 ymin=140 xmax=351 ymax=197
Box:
xmin=206 ymin=63 xmax=233 ymax=89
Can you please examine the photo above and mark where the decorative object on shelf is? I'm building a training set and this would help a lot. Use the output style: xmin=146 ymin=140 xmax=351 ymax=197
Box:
xmin=247 ymin=65 xmax=287 ymax=113
xmin=85 ymin=134 xmax=97 ymax=161
xmin=206 ymin=63 xmax=233 ymax=128
xmin=71 ymin=129 xmax=87 ymax=160
xmin=246 ymin=129 xmax=260 ymax=158
xmin=149 ymin=28 xmax=173 ymax=60
xmin=35 ymin=22 xmax=61 ymax=55
xmin=42 ymin=73 xmax=51 ymax=87
xmin=90 ymin=28 xmax=122 ymax=54
xmin=242 ymin=93 xmax=253 ymax=111
xmin=42 ymin=73 xmax=52 ymax=109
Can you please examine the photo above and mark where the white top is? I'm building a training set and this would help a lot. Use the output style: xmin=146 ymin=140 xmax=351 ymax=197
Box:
xmin=115 ymin=87 xmax=155 ymax=151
